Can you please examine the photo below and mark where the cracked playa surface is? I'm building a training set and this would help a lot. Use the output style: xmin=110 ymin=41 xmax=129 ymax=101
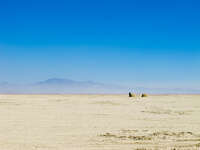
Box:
xmin=0 ymin=94 xmax=199 ymax=150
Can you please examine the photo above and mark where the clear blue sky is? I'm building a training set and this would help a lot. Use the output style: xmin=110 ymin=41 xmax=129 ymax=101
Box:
xmin=0 ymin=0 xmax=200 ymax=89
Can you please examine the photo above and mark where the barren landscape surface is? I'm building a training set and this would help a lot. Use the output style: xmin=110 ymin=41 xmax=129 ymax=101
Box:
xmin=0 ymin=94 xmax=199 ymax=150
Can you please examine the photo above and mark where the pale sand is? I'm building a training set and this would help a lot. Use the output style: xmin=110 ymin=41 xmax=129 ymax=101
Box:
xmin=0 ymin=94 xmax=199 ymax=150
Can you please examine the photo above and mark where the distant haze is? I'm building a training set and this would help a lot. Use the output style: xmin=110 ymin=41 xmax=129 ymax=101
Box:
xmin=0 ymin=78 xmax=199 ymax=94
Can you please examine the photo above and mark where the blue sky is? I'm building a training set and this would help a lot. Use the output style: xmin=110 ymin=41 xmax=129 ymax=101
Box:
xmin=0 ymin=0 xmax=200 ymax=89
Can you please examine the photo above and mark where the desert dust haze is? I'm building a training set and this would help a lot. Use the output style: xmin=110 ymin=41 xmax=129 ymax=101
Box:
xmin=0 ymin=94 xmax=199 ymax=150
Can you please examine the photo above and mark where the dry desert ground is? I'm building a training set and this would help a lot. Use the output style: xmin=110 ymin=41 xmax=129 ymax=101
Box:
xmin=0 ymin=94 xmax=200 ymax=150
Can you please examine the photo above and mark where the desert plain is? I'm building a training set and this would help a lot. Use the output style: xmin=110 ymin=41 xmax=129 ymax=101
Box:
xmin=0 ymin=94 xmax=199 ymax=150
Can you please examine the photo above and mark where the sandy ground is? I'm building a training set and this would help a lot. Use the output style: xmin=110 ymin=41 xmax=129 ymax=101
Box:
xmin=0 ymin=94 xmax=199 ymax=150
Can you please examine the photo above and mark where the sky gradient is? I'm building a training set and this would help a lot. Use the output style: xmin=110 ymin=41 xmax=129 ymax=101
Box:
xmin=0 ymin=0 xmax=200 ymax=89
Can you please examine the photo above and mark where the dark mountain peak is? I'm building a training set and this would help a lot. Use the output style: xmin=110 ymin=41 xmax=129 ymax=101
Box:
xmin=37 ymin=78 xmax=75 ymax=85
xmin=0 ymin=81 xmax=9 ymax=86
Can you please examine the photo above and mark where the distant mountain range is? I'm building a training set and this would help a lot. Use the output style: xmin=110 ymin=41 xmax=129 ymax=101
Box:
xmin=0 ymin=78 xmax=129 ymax=94
xmin=0 ymin=78 xmax=199 ymax=94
